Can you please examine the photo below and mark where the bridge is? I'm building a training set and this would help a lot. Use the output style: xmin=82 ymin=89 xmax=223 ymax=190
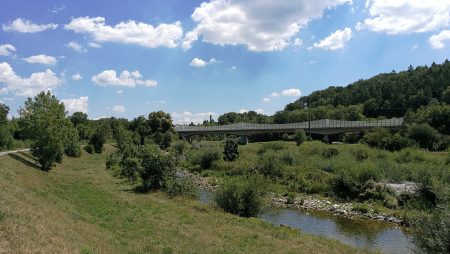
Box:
xmin=174 ymin=118 xmax=404 ymax=143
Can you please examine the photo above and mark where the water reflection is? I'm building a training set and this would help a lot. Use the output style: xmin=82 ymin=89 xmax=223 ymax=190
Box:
xmin=198 ymin=189 xmax=416 ymax=254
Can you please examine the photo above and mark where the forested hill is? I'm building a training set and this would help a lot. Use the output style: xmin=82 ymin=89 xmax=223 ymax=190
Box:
xmin=283 ymin=60 xmax=450 ymax=118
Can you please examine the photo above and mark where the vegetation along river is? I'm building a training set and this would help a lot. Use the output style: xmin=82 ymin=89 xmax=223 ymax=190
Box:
xmin=198 ymin=189 xmax=416 ymax=254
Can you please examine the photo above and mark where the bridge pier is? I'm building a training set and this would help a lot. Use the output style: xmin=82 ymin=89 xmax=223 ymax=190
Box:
xmin=323 ymin=134 xmax=330 ymax=144
xmin=239 ymin=135 xmax=249 ymax=145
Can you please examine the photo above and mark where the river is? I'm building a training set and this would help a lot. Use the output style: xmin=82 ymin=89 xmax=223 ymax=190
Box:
xmin=198 ymin=189 xmax=416 ymax=254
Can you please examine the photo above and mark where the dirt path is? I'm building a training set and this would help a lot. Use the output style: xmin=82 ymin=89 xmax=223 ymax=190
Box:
xmin=0 ymin=148 xmax=30 ymax=157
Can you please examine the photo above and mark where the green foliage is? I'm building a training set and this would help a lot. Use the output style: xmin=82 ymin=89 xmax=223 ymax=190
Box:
xmin=322 ymin=147 xmax=339 ymax=158
xmin=164 ymin=176 xmax=198 ymax=198
xmin=90 ymin=130 xmax=106 ymax=154
xmin=69 ymin=112 xmax=88 ymax=127
xmin=139 ymin=144 xmax=175 ymax=190
xmin=343 ymin=132 xmax=363 ymax=144
xmin=223 ymin=138 xmax=239 ymax=161
xmin=353 ymin=149 xmax=369 ymax=161
xmin=256 ymin=153 xmax=283 ymax=178
xmin=406 ymin=124 xmax=442 ymax=151
xmin=351 ymin=204 xmax=369 ymax=214
xmin=173 ymin=140 xmax=187 ymax=156
xmin=442 ymin=86 xmax=450 ymax=104
xmin=214 ymin=179 xmax=262 ymax=217
xmin=294 ymin=129 xmax=307 ymax=146
xmin=413 ymin=209 xmax=450 ymax=254
xmin=218 ymin=111 xmax=271 ymax=125
xmin=257 ymin=142 xmax=285 ymax=155
xmin=362 ymin=128 xmax=411 ymax=151
xmin=83 ymin=144 xmax=94 ymax=154
xmin=188 ymin=145 xmax=221 ymax=169
xmin=281 ymin=152 xmax=296 ymax=165
xmin=148 ymin=111 xmax=173 ymax=133
xmin=120 ymin=157 xmax=140 ymax=182
xmin=64 ymin=126 xmax=81 ymax=158
xmin=405 ymin=102 xmax=450 ymax=135
xmin=19 ymin=92 xmax=75 ymax=170
xmin=159 ymin=131 xmax=173 ymax=150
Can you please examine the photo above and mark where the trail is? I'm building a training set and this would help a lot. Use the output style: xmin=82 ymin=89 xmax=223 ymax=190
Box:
xmin=0 ymin=148 xmax=30 ymax=157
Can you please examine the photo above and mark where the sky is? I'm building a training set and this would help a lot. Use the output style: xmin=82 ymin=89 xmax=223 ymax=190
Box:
xmin=1 ymin=0 xmax=450 ymax=124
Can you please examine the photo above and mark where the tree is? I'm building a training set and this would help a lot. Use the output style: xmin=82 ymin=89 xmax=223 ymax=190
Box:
xmin=19 ymin=92 xmax=73 ymax=170
xmin=64 ymin=123 xmax=81 ymax=157
xmin=90 ymin=128 xmax=106 ymax=154
xmin=69 ymin=112 xmax=88 ymax=127
xmin=407 ymin=124 xmax=441 ymax=150
xmin=442 ymin=86 xmax=450 ymax=104
xmin=0 ymin=103 xmax=12 ymax=149
xmin=413 ymin=209 xmax=450 ymax=254
xmin=294 ymin=129 xmax=307 ymax=145
xmin=139 ymin=144 xmax=175 ymax=190
xmin=223 ymin=138 xmax=239 ymax=161
xmin=148 ymin=111 xmax=173 ymax=133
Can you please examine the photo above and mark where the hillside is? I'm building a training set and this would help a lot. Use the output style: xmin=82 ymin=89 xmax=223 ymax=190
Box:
xmin=0 ymin=145 xmax=366 ymax=254
xmin=283 ymin=60 xmax=450 ymax=118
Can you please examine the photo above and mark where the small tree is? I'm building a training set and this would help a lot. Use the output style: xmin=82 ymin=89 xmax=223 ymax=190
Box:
xmin=223 ymin=138 xmax=239 ymax=161
xmin=294 ymin=129 xmax=307 ymax=145
xmin=139 ymin=145 xmax=175 ymax=190
xmin=19 ymin=92 xmax=72 ymax=170
xmin=90 ymin=129 xmax=106 ymax=154
xmin=64 ymin=124 xmax=81 ymax=157
xmin=413 ymin=209 xmax=450 ymax=254
xmin=214 ymin=179 xmax=262 ymax=217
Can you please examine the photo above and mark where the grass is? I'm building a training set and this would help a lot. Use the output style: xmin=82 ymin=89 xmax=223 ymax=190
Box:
xmin=0 ymin=144 xmax=367 ymax=253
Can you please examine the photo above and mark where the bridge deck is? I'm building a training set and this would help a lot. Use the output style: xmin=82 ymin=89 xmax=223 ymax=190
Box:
xmin=174 ymin=118 xmax=404 ymax=135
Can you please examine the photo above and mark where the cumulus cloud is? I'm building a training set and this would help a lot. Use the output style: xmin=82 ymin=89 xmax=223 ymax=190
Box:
xmin=239 ymin=108 xmax=264 ymax=114
xmin=358 ymin=0 xmax=450 ymax=34
xmin=281 ymin=88 xmax=301 ymax=97
xmin=171 ymin=111 xmax=217 ymax=124
xmin=3 ymin=18 xmax=58 ymax=33
xmin=64 ymin=16 xmax=183 ymax=48
xmin=189 ymin=57 xmax=218 ymax=67
xmin=262 ymin=97 xmax=271 ymax=103
xmin=0 ymin=62 xmax=61 ymax=97
xmin=66 ymin=41 xmax=86 ymax=52
xmin=0 ymin=44 xmax=16 ymax=56
xmin=61 ymin=96 xmax=88 ymax=114
xmin=71 ymin=73 xmax=83 ymax=81
xmin=92 ymin=69 xmax=157 ymax=88
xmin=112 ymin=105 xmax=125 ymax=113
xmin=429 ymin=30 xmax=450 ymax=49
xmin=313 ymin=27 xmax=352 ymax=50
xmin=88 ymin=42 xmax=101 ymax=48
xmin=116 ymin=89 xmax=123 ymax=94
xmin=182 ymin=0 xmax=352 ymax=51
xmin=23 ymin=54 xmax=57 ymax=65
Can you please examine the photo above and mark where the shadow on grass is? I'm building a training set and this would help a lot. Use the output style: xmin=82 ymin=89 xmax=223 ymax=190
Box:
xmin=8 ymin=153 xmax=43 ymax=171
xmin=18 ymin=151 xmax=35 ymax=161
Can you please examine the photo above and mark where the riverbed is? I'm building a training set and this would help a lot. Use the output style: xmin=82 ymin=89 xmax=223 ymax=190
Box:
xmin=198 ymin=189 xmax=416 ymax=254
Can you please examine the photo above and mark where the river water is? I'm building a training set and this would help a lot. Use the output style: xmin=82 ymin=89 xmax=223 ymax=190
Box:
xmin=198 ymin=189 xmax=416 ymax=254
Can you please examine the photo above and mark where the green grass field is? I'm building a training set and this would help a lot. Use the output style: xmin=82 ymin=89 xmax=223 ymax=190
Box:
xmin=0 ymin=145 xmax=367 ymax=254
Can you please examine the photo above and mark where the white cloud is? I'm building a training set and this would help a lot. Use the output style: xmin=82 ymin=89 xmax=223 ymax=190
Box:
xmin=182 ymin=0 xmax=352 ymax=51
xmin=64 ymin=16 xmax=183 ymax=48
xmin=0 ymin=62 xmax=61 ymax=97
xmin=116 ymin=89 xmax=123 ymax=94
xmin=71 ymin=73 xmax=83 ymax=81
xmin=88 ymin=42 xmax=102 ymax=48
xmin=23 ymin=54 xmax=57 ymax=65
xmin=0 ymin=44 xmax=16 ymax=56
xmin=262 ymin=97 xmax=271 ymax=103
xmin=410 ymin=44 xmax=419 ymax=50
xmin=238 ymin=109 xmax=248 ymax=113
xmin=281 ymin=88 xmax=302 ymax=97
xmin=66 ymin=41 xmax=86 ymax=52
xmin=189 ymin=57 xmax=218 ymax=67
xmin=313 ymin=27 xmax=352 ymax=50
xmin=429 ymin=30 xmax=450 ymax=49
xmin=112 ymin=105 xmax=125 ymax=113
xmin=172 ymin=111 xmax=217 ymax=124
xmin=49 ymin=5 xmax=66 ymax=14
xmin=359 ymin=0 xmax=450 ymax=34
xmin=255 ymin=109 xmax=265 ymax=114
xmin=92 ymin=69 xmax=157 ymax=88
xmin=270 ymin=92 xmax=280 ymax=97
xmin=3 ymin=18 xmax=58 ymax=33
xmin=61 ymin=96 xmax=88 ymax=114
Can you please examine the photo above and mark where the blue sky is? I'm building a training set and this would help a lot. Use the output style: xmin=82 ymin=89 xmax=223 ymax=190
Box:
xmin=1 ymin=0 xmax=450 ymax=123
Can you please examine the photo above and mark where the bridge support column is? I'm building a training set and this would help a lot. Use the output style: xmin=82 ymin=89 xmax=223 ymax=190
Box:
xmin=323 ymin=134 xmax=330 ymax=144
xmin=239 ymin=135 xmax=249 ymax=145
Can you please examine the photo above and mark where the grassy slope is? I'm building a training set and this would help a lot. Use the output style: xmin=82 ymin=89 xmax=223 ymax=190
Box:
xmin=0 ymin=145 xmax=366 ymax=254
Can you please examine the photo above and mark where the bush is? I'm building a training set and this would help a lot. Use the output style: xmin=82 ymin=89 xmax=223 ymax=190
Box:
xmin=362 ymin=128 xmax=412 ymax=151
xmin=256 ymin=153 xmax=283 ymax=178
xmin=281 ymin=152 xmax=296 ymax=165
xmin=331 ymin=174 xmax=359 ymax=199
xmin=407 ymin=124 xmax=440 ymax=150
xmin=164 ymin=176 xmax=197 ymax=198
xmin=64 ymin=127 xmax=81 ymax=158
xmin=173 ymin=140 xmax=187 ymax=156
xmin=158 ymin=131 xmax=173 ymax=150
xmin=90 ymin=131 xmax=106 ymax=154
xmin=214 ymin=179 xmax=262 ymax=217
xmin=322 ymin=147 xmax=339 ymax=158
xmin=352 ymin=203 xmax=369 ymax=214
xmin=413 ymin=209 xmax=450 ymax=254
xmin=83 ymin=144 xmax=94 ymax=154
xmin=294 ymin=129 xmax=307 ymax=145
xmin=106 ymin=153 xmax=120 ymax=169
xmin=343 ymin=132 xmax=362 ymax=144
xmin=353 ymin=149 xmax=369 ymax=161
xmin=139 ymin=145 xmax=175 ymax=190
xmin=120 ymin=157 xmax=140 ymax=182
xmin=384 ymin=133 xmax=412 ymax=152
xmin=257 ymin=142 xmax=285 ymax=155
xmin=223 ymin=138 xmax=239 ymax=162
xmin=189 ymin=146 xmax=221 ymax=169
xmin=281 ymin=133 xmax=294 ymax=141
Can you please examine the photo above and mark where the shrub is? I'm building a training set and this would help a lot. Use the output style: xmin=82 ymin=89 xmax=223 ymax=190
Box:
xmin=407 ymin=124 xmax=440 ymax=150
xmin=199 ymin=149 xmax=220 ymax=169
xmin=165 ymin=176 xmax=198 ymax=198
xmin=343 ymin=132 xmax=362 ymax=144
xmin=214 ymin=179 xmax=262 ymax=217
xmin=120 ymin=157 xmax=140 ymax=182
xmin=256 ymin=153 xmax=283 ymax=178
xmin=281 ymin=152 xmax=296 ymax=165
xmin=90 ymin=131 xmax=106 ymax=154
xmin=330 ymin=174 xmax=359 ymax=199
xmin=64 ymin=127 xmax=81 ymax=158
xmin=83 ymin=144 xmax=94 ymax=154
xmin=139 ymin=145 xmax=175 ymax=190
xmin=322 ymin=147 xmax=339 ymax=158
xmin=158 ymin=131 xmax=173 ymax=150
xmin=106 ymin=153 xmax=120 ymax=169
xmin=384 ymin=133 xmax=412 ymax=152
xmin=294 ymin=129 xmax=307 ymax=146
xmin=173 ymin=140 xmax=187 ymax=156
xmin=281 ymin=133 xmax=294 ymax=141
xmin=413 ymin=209 xmax=450 ymax=254
xmin=257 ymin=142 xmax=285 ymax=155
xmin=362 ymin=128 xmax=391 ymax=149
xmin=223 ymin=138 xmax=239 ymax=162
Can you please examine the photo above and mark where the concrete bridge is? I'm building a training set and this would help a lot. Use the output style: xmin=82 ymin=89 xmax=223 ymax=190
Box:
xmin=174 ymin=118 xmax=404 ymax=137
